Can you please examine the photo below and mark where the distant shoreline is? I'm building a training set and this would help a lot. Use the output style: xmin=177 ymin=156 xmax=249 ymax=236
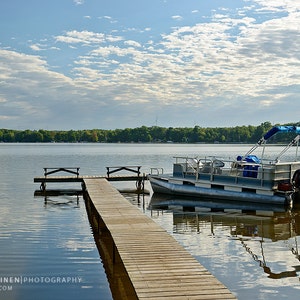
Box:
xmin=0 ymin=122 xmax=297 ymax=143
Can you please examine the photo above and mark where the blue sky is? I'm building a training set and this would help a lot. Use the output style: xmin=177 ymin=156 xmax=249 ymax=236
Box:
xmin=0 ymin=0 xmax=299 ymax=130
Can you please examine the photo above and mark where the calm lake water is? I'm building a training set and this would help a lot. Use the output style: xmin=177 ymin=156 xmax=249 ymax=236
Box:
xmin=1 ymin=143 xmax=300 ymax=299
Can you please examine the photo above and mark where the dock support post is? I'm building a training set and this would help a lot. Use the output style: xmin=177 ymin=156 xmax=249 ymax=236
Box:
xmin=113 ymin=242 xmax=116 ymax=264
xmin=40 ymin=182 xmax=46 ymax=192
xmin=98 ymin=215 xmax=101 ymax=234
xmin=136 ymin=173 xmax=145 ymax=193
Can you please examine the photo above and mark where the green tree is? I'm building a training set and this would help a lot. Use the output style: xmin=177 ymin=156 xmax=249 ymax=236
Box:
xmin=3 ymin=130 xmax=15 ymax=142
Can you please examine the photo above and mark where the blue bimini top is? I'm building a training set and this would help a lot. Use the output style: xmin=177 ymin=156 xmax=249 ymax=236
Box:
xmin=263 ymin=126 xmax=300 ymax=140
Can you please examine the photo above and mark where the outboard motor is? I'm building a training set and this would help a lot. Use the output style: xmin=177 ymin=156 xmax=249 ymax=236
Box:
xmin=292 ymin=169 xmax=300 ymax=202
xmin=292 ymin=169 xmax=300 ymax=189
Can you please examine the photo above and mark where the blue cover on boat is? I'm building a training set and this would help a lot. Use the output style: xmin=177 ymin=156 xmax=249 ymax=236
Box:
xmin=237 ymin=155 xmax=260 ymax=178
xmin=236 ymin=155 xmax=260 ymax=164
xmin=263 ymin=126 xmax=300 ymax=140
xmin=244 ymin=155 xmax=260 ymax=164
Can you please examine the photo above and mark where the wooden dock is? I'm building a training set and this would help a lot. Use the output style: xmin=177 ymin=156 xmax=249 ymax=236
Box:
xmin=83 ymin=178 xmax=236 ymax=300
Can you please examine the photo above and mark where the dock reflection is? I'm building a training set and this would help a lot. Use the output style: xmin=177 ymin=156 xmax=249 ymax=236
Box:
xmin=83 ymin=192 xmax=138 ymax=300
xmin=149 ymin=194 xmax=300 ymax=280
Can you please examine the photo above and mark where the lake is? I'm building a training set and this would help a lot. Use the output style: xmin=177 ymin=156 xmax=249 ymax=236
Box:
xmin=0 ymin=143 xmax=300 ymax=299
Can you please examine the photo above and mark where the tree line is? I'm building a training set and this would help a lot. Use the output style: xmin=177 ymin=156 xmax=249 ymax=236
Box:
xmin=0 ymin=121 xmax=299 ymax=143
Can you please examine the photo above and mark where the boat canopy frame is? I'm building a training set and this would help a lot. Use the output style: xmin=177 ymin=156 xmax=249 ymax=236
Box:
xmin=243 ymin=126 xmax=300 ymax=162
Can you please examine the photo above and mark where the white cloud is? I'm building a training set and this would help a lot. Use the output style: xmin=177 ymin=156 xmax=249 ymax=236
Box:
xmin=55 ymin=30 xmax=106 ymax=45
xmin=29 ymin=44 xmax=41 ymax=51
xmin=0 ymin=50 xmax=78 ymax=127
xmin=253 ymin=0 xmax=300 ymax=13
xmin=0 ymin=96 xmax=7 ymax=103
xmin=260 ymin=99 xmax=274 ymax=107
xmin=172 ymin=15 xmax=183 ymax=21
xmin=29 ymin=43 xmax=47 ymax=51
xmin=1 ymin=1 xmax=300 ymax=129
xmin=98 ymin=15 xmax=118 ymax=24
xmin=124 ymin=40 xmax=141 ymax=48
xmin=55 ymin=30 xmax=124 ymax=46
xmin=73 ymin=0 xmax=84 ymax=5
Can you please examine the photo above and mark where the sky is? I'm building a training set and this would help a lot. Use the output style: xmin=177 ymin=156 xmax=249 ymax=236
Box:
xmin=0 ymin=0 xmax=299 ymax=130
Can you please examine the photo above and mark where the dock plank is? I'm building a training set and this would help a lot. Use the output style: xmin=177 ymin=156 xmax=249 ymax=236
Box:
xmin=83 ymin=178 xmax=236 ymax=300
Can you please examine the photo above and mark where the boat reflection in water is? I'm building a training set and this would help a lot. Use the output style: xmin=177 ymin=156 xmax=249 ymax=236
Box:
xmin=148 ymin=194 xmax=300 ymax=280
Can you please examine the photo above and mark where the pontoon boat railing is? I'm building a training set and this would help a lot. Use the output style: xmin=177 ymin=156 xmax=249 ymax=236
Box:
xmin=150 ymin=167 xmax=164 ymax=175
xmin=173 ymin=156 xmax=298 ymax=185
